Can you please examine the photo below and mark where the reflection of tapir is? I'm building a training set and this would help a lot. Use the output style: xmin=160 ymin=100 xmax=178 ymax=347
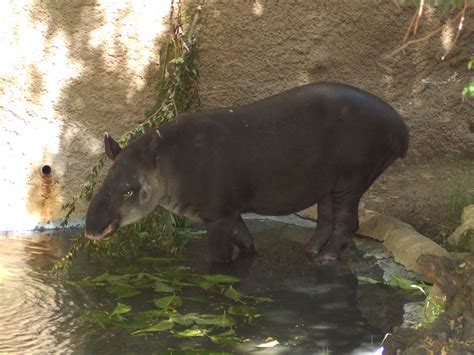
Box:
xmin=85 ymin=82 xmax=409 ymax=263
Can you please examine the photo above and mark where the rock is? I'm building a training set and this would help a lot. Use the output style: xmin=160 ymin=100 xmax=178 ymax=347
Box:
xmin=297 ymin=204 xmax=318 ymax=221
xmin=385 ymin=255 xmax=474 ymax=354
xmin=448 ymin=204 xmax=474 ymax=253
xmin=358 ymin=210 xmax=448 ymax=274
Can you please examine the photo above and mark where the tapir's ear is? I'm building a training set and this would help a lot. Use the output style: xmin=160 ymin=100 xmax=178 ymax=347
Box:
xmin=148 ymin=129 xmax=161 ymax=155
xmin=104 ymin=132 xmax=122 ymax=160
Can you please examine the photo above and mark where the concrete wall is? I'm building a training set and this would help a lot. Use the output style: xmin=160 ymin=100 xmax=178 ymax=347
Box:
xmin=1 ymin=0 xmax=473 ymax=230
xmin=196 ymin=0 xmax=474 ymax=160
xmin=0 ymin=0 xmax=169 ymax=230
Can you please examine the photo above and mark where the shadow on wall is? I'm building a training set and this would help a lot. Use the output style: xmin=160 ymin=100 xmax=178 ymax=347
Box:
xmin=20 ymin=0 xmax=474 ymax=228
xmin=195 ymin=1 xmax=474 ymax=161
xmin=25 ymin=0 xmax=170 ymax=227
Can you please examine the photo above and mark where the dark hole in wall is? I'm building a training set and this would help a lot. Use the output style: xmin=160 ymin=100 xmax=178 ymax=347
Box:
xmin=41 ymin=165 xmax=52 ymax=176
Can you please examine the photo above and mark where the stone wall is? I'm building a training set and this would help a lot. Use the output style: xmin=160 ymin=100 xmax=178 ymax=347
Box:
xmin=1 ymin=0 xmax=473 ymax=230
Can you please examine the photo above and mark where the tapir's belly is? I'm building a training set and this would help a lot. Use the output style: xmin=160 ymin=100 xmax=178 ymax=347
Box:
xmin=242 ymin=163 xmax=335 ymax=216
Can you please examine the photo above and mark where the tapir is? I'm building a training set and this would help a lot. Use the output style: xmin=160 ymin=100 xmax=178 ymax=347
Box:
xmin=85 ymin=82 xmax=409 ymax=263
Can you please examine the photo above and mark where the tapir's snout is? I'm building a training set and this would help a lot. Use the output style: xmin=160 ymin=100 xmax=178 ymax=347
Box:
xmin=85 ymin=218 xmax=119 ymax=240
xmin=84 ymin=191 xmax=121 ymax=240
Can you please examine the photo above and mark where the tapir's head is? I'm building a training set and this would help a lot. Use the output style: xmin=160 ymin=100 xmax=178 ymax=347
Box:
xmin=85 ymin=132 xmax=162 ymax=240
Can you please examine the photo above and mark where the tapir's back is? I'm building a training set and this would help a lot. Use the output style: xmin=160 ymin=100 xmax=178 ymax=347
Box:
xmin=159 ymin=82 xmax=408 ymax=217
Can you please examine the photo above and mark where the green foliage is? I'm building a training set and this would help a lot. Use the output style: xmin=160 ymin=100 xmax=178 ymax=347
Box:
xmin=462 ymin=58 xmax=474 ymax=102
xmin=54 ymin=3 xmax=202 ymax=272
xmin=70 ymin=259 xmax=272 ymax=345
xmin=357 ymin=275 xmax=432 ymax=295
xmin=445 ymin=180 xmax=474 ymax=227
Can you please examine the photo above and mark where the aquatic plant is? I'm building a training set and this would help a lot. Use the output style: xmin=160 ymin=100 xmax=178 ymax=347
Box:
xmin=68 ymin=257 xmax=271 ymax=346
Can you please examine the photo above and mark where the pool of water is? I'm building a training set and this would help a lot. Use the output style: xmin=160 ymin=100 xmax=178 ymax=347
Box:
xmin=0 ymin=219 xmax=420 ymax=354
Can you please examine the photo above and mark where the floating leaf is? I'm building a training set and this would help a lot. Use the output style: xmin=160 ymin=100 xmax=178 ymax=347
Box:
xmin=357 ymin=276 xmax=382 ymax=285
xmin=246 ymin=295 xmax=273 ymax=304
xmin=93 ymin=272 xmax=128 ymax=283
xmin=189 ymin=276 xmax=212 ymax=289
xmin=224 ymin=285 xmax=244 ymax=303
xmin=228 ymin=305 xmax=260 ymax=319
xmin=176 ymin=326 xmax=207 ymax=337
xmin=154 ymin=295 xmax=183 ymax=309
xmin=111 ymin=303 xmax=132 ymax=316
xmin=83 ymin=310 xmax=112 ymax=328
xmin=153 ymin=282 xmax=174 ymax=293
xmin=209 ymin=329 xmax=241 ymax=344
xmin=183 ymin=295 xmax=210 ymax=303
xmin=132 ymin=320 xmax=174 ymax=334
xmin=105 ymin=285 xmax=142 ymax=299
xmin=201 ymin=274 xmax=240 ymax=283
xmin=213 ymin=313 xmax=235 ymax=327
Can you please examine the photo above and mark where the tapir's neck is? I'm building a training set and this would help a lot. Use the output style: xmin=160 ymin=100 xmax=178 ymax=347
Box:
xmin=155 ymin=162 xmax=202 ymax=223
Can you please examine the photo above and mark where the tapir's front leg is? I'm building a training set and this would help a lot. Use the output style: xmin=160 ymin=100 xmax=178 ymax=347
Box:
xmin=232 ymin=215 xmax=255 ymax=256
xmin=206 ymin=214 xmax=240 ymax=263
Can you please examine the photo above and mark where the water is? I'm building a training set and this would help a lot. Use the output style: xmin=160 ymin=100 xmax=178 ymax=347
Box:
xmin=0 ymin=220 xmax=419 ymax=354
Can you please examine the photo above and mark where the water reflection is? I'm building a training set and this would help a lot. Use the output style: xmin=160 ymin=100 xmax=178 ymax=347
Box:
xmin=0 ymin=222 xmax=411 ymax=354
xmin=0 ymin=232 xmax=79 ymax=353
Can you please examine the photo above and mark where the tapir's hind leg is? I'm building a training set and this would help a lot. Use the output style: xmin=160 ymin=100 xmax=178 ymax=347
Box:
xmin=313 ymin=153 xmax=398 ymax=262
xmin=314 ymin=189 xmax=361 ymax=263
xmin=304 ymin=195 xmax=334 ymax=257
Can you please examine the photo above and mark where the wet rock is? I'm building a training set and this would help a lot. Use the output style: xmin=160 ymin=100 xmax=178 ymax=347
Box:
xmin=358 ymin=210 xmax=448 ymax=273
xmin=384 ymin=254 xmax=474 ymax=354
xmin=448 ymin=204 xmax=474 ymax=253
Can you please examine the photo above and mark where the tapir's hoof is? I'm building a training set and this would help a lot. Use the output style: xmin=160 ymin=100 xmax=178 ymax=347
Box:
xmin=306 ymin=250 xmax=340 ymax=264
xmin=239 ymin=245 xmax=256 ymax=257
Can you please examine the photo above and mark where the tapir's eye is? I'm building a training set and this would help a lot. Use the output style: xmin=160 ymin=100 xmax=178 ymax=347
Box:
xmin=123 ymin=190 xmax=134 ymax=198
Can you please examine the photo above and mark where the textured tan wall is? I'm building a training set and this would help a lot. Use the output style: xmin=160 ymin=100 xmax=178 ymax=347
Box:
xmin=1 ymin=0 xmax=473 ymax=230
xmin=0 ymin=0 xmax=169 ymax=230
xmin=196 ymin=0 xmax=474 ymax=160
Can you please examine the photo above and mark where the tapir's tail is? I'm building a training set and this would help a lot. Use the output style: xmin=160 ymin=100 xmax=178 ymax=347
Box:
xmin=398 ymin=121 xmax=409 ymax=159
xmin=393 ymin=116 xmax=409 ymax=159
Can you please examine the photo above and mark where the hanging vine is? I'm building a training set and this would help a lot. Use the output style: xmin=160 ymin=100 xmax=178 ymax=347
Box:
xmin=53 ymin=2 xmax=203 ymax=272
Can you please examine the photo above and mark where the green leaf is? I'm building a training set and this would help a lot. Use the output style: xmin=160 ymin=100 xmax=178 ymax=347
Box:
xmin=153 ymin=282 xmax=174 ymax=293
xmin=175 ymin=327 xmax=207 ymax=337
xmin=389 ymin=277 xmax=412 ymax=289
xmin=201 ymin=274 xmax=240 ymax=283
xmin=228 ymin=305 xmax=260 ymax=319
xmin=154 ymin=295 xmax=183 ymax=309
xmin=209 ymin=329 xmax=241 ymax=344
xmin=83 ymin=310 xmax=112 ymax=328
xmin=213 ymin=313 xmax=235 ymax=327
xmin=357 ymin=275 xmax=382 ymax=285
xmin=132 ymin=319 xmax=174 ymax=334
xmin=189 ymin=276 xmax=212 ymax=289
xmin=111 ymin=303 xmax=132 ymax=316
xmin=246 ymin=295 xmax=273 ymax=303
xmin=182 ymin=295 xmax=210 ymax=303
xmin=92 ymin=272 xmax=131 ymax=284
xmin=224 ymin=285 xmax=244 ymax=303
xmin=467 ymin=58 xmax=474 ymax=70
xmin=105 ymin=285 xmax=142 ymax=299
xmin=462 ymin=81 xmax=474 ymax=102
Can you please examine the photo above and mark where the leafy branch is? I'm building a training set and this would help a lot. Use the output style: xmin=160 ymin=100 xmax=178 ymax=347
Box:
xmin=53 ymin=3 xmax=202 ymax=272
